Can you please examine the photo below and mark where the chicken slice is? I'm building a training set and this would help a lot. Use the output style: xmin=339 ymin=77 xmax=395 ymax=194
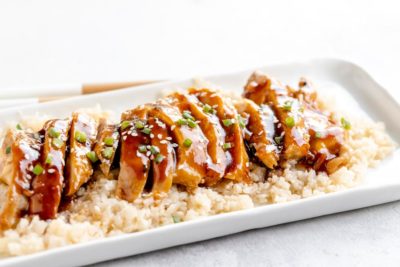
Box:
xmin=147 ymin=117 xmax=176 ymax=197
xmin=64 ymin=113 xmax=97 ymax=196
xmin=0 ymin=129 xmax=41 ymax=230
xmin=243 ymin=72 xmax=310 ymax=161
xmin=146 ymin=101 xmax=208 ymax=188
xmin=166 ymin=91 xmax=228 ymax=185
xmin=188 ymin=88 xmax=250 ymax=183
xmin=29 ymin=119 xmax=70 ymax=219
xmin=94 ymin=118 xmax=120 ymax=176
xmin=234 ymin=98 xmax=280 ymax=169
xmin=116 ymin=107 xmax=150 ymax=202
xmin=295 ymin=78 xmax=345 ymax=172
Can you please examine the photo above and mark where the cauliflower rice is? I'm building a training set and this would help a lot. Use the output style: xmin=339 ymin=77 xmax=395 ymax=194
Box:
xmin=0 ymin=98 xmax=396 ymax=258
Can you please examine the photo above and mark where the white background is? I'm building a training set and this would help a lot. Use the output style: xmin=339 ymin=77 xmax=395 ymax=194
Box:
xmin=1 ymin=0 xmax=400 ymax=266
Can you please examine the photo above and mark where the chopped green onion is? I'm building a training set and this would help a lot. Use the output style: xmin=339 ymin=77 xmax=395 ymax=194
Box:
xmin=172 ymin=215 xmax=180 ymax=223
xmin=16 ymin=124 xmax=22 ymax=130
xmin=187 ymin=119 xmax=197 ymax=128
xmin=49 ymin=127 xmax=61 ymax=138
xmin=102 ymin=147 xmax=113 ymax=159
xmin=86 ymin=151 xmax=99 ymax=163
xmin=274 ymin=136 xmax=283 ymax=145
xmin=138 ymin=145 xmax=147 ymax=153
xmin=222 ymin=119 xmax=234 ymax=127
xmin=183 ymin=138 xmax=192 ymax=148
xmin=134 ymin=121 xmax=145 ymax=129
xmin=104 ymin=137 xmax=114 ymax=146
xmin=315 ymin=132 xmax=323 ymax=138
xmin=52 ymin=138 xmax=64 ymax=148
xmin=150 ymin=145 xmax=160 ymax=155
xmin=74 ymin=131 xmax=87 ymax=143
xmin=237 ymin=115 xmax=246 ymax=129
xmin=341 ymin=117 xmax=351 ymax=130
xmin=120 ymin=120 xmax=131 ymax=130
xmin=5 ymin=146 xmax=11 ymax=154
xmin=223 ymin=142 xmax=232 ymax=150
xmin=282 ymin=101 xmax=293 ymax=111
xmin=203 ymin=104 xmax=213 ymax=114
xmin=45 ymin=155 xmax=53 ymax=165
xmin=284 ymin=117 xmax=295 ymax=127
xmin=141 ymin=127 xmax=151 ymax=135
xmin=176 ymin=118 xmax=188 ymax=126
xmin=33 ymin=164 xmax=44 ymax=176
xmin=182 ymin=111 xmax=194 ymax=120
xmin=154 ymin=154 xmax=165 ymax=164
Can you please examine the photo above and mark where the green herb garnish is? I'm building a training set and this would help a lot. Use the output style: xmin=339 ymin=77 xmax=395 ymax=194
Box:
xmin=274 ymin=136 xmax=283 ymax=145
xmin=284 ymin=117 xmax=295 ymax=127
xmin=182 ymin=111 xmax=194 ymax=121
xmin=150 ymin=145 xmax=160 ymax=155
xmin=86 ymin=151 xmax=99 ymax=163
xmin=183 ymin=138 xmax=192 ymax=148
xmin=187 ymin=119 xmax=197 ymax=128
xmin=154 ymin=154 xmax=165 ymax=164
xmin=282 ymin=101 xmax=293 ymax=111
xmin=172 ymin=215 xmax=180 ymax=223
xmin=16 ymin=124 xmax=22 ymax=130
xmin=120 ymin=120 xmax=131 ymax=130
xmin=104 ymin=137 xmax=114 ymax=146
xmin=102 ymin=147 xmax=113 ymax=159
xmin=176 ymin=118 xmax=188 ymax=126
xmin=134 ymin=121 xmax=145 ymax=129
xmin=74 ymin=131 xmax=87 ymax=143
xmin=222 ymin=119 xmax=234 ymax=127
xmin=45 ymin=155 xmax=53 ymax=165
xmin=315 ymin=132 xmax=323 ymax=138
xmin=138 ymin=145 xmax=147 ymax=153
xmin=141 ymin=127 xmax=151 ymax=135
xmin=237 ymin=115 xmax=246 ymax=129
xmin=223 ymin=142 xmax=232 ymax=150
xmin=203 ymin=104 xmax=214 ymax=114
xmin=5 ymin=146 xmax=11 ymax=154
xmin=49 ymin=127 xmax=61 ymax=138
xmin=341 ymin=117 xmax=351 ymax=130
xmin=33 ymin=164 xmax=44 ymax=176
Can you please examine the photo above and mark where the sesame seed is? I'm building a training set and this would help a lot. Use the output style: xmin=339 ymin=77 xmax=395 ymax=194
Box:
xmin=160 ymin=140 xmax=168 ymax=144
xmin=146 ymin=151 xmax=151 ymax=157
xmin=150 ymin=134 xmax=154 ymax=139
xmin=157 ymin=134 xmax=162 ymax=139
xmin=166 ymin=137 xmax=172 ymax=141
xmin=171 ymin=125 xmax=176 ymax=131
xmin=123 ymin=136 xmax=127 ymax=141
xmin=48 ymin=169 xmax=55 ymax=174
xmin=258 ymin=131 xmax=264 ymax=136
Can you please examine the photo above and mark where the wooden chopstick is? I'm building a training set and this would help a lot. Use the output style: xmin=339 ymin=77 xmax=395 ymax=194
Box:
xmin=0 ymin=80 xmax=161 ymax=108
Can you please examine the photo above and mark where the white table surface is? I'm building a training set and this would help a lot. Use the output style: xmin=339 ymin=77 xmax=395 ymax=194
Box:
xmin=1 ymin=0 xmax=399 ymax=266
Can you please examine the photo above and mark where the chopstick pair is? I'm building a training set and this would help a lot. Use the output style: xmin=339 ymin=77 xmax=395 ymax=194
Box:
xmin=0 ymin=80 xmax=159 ymax=109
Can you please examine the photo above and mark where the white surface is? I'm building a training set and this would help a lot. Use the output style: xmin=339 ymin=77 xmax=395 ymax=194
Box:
xmin=0 ymin=0 xmax=399 ymax=266
xmin=1 ymin=59 xmax=400 ymax=267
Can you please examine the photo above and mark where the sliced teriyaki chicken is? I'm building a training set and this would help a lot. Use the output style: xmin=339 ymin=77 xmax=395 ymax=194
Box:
xmin=188 ymin=88 xmax=250 ymax=183
xmin=234 ymin=98 xmax=280 ymax=169
xmin=243 ymin=72 xmax=310 ymax=161
xmin=116 ymin=106 xmax=150 ymax=202
xmin=30 ymin=119 xmax=70 ymax=219
xmin=294 ymin=78 xmax=345 ymax=173
xmin=64 ymin=113 xmax=97 ymax=196
xmin=94 ymin=118 xmax=120 ymax=176
xmin=166 ymin=91 xmax=228 ymax=185
xmin=146 ymin=101 xmax=208 ymax=188
xmin=0 ymin=129 xmax=41 ymax=230
xmin=147 ymin=116 xmax=176 ymax=197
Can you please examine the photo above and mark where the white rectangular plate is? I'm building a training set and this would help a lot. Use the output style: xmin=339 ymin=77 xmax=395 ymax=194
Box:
xmin=1 ymin=59 xmax=399 ymax=267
